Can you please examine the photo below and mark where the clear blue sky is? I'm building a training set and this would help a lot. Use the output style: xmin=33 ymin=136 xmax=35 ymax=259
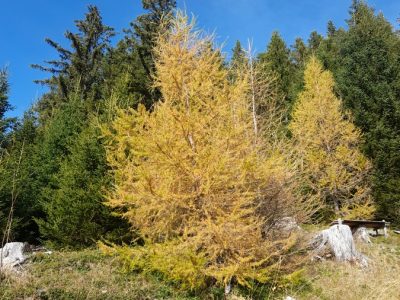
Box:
xmin=1 ymin=0 xmax=399 ymax=118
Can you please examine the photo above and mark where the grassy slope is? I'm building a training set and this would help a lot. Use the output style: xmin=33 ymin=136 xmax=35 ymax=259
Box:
xmin=0 ymin=250 xmax=219 ymax=300
xmin=1 ymin=232 xmax=399 ymax=300
xmin=296 ymin=232 xmax=400 ymax=300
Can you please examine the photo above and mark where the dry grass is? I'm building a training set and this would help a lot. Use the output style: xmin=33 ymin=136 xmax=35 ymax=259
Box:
xmin=0 ymin=231 xmax=399 ymax=299
xmin=0 ymin=249 xmax=223 ymax=300
xmin=294 ymin=231 xmax=400 ymax=300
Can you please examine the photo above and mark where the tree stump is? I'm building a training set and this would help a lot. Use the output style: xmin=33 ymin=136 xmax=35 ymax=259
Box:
xmin=311 ymin=221 xmax=368 ymax=267
xmin=0 ymin=242 xmax=28 ymax=270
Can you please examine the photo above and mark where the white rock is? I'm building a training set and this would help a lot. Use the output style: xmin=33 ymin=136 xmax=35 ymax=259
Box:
xmin=0 ymin=242 xmax=28 ymax=269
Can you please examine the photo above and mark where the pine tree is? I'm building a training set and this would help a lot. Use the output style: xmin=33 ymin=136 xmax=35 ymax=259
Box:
xmin=104 ymin=14 xmax=306 ymax=289
xmin=131 ymin=0 xmax=176 ymax=77
xmin=258 ymin=31 xmax=293 ymax=109
xmin=0 ymin=111 xmax=42 ymax=243
xmin=28 ymin=98 xmax=86 ymax=245
xmin=108 ymin=0 xmax=176 ymax=108
xmin=291 ymin=38 xmax=308 ymax=68
xmin=307 ymin=31 xmax=323 ymax=53
xmin=289 ymin=57 xmax=374 ymax=219
xmin=0 ymin=71 xmax=36 ymax=243
xmin=27 ymin=7 xmax=130 ymax=247
xmin=315 ymin=21 xmax=343 ymax=73
xmin=327 ymin=20 xmax=336 ymax=37
xmin=32 ymin=5 xmax=114 ymax=106
xmin=336 ymin=1 xmax=400 ymax=223
xmin=230 ymin=40 xmax=247 ymax=70
xmin=0 ymin=68 xmax=14 ymax=148
xmin=36 ymin=123 xmax=129 ymax=247
xmin=289 ymin=38 xmax=309 ymax=101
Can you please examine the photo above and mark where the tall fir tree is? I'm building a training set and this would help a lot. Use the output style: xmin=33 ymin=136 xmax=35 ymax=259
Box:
xmin=258 ymin=32 xmax=294 ymax=113
xmin=307 ymin=31 xmax=323 ymax=53
xmin=0 ymin=111 xmax=42 ymax=243
xmin=335 ymin=1 xmax=400 ymax=223
xmin=26 ymin=6 xmax=133 ymax=247
xmin=106 ymin=0 xmax=176 ymax=109
xmin=0 ymin=68 xmax=14 ymax=148
xmin=315 ymin=21 xmax=344 ymax=73
xmin=291 ymin=38 xmax=308 ymax=68
xmin=36 ymin=122 xmax=129 ymax=247
xmin=289 ymin=38 xmax=309 ymax=101
xmin=327 ymin=20 xmax=336 ymax=37
xmin=32 ymin=5 xmax=114 ymax=118
xmin=231 ymin=40 xmax=247 ymax=69
xmin=229 ymin=40 xmax=247 ymax=83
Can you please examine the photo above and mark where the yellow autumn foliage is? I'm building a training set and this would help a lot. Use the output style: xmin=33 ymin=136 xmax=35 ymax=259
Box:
xmin=289 ymin=56 xmax=374 ymax=219
xmin=103 ymin=13 xmax=310 ymax=289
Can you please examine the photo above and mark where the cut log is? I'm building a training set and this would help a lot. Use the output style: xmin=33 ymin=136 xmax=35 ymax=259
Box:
xmin=311 ymin=222 xmax=368 ymax=267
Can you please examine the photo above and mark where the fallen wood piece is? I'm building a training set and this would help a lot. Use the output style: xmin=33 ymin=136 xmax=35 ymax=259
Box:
xmin=394 ymin=230 xmax=400 ymax=235
xmin=311 ymin=221 xmax=368 ymax=267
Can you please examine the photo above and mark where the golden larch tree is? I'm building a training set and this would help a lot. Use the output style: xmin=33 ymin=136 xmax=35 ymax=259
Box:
xmin=289 ymin=56 xmax=374 ymax=219
xmin=103 ymin=13 xmax=309 ymax=290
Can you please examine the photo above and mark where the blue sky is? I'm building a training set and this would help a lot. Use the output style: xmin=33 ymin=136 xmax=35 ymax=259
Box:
xmin=1 ymin=0 xmax=399 ymax=118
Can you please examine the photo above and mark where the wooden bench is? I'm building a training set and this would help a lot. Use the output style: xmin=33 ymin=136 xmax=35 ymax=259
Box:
xmin=330 ymin=219 xmax=390 ymax=237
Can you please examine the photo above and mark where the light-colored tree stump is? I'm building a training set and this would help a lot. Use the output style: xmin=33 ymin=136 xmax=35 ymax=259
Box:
xmin=0 ymin=242 xmax=28 ymax=271
xmin=311 ymin=220 xmax=368 ymax=267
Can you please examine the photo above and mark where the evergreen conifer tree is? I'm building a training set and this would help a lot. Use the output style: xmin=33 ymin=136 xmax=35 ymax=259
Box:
xmin=258 ymin=32 xmax=293 ymax=113
xmin=307 ymin=31 xmax=323 ymax=53
xmin=36 ymin=123 xmax=128 ymax=247
xmin=315 ymin=21 xmax=344 ymax=73
xmin=32 ymin=5 xmax=114 ymax=110
xmin=0 ymin=68 xmax=14 ymax=148
xmin=231 ymin=40 xmax=247 ymax=70
xmin=108 ymin=0 xmax=176 ymax=109
xmin=289 ymin=38 xmax=309 ymax=101
xmin=335 ymin=1 xmax=400 ymax=223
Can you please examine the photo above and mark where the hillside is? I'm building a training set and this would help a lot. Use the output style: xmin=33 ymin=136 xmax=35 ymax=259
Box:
xmin=1 ymin=231 xmax=399 ymax=300
xmin=1 ymin=0 xmax=400 ymax=299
